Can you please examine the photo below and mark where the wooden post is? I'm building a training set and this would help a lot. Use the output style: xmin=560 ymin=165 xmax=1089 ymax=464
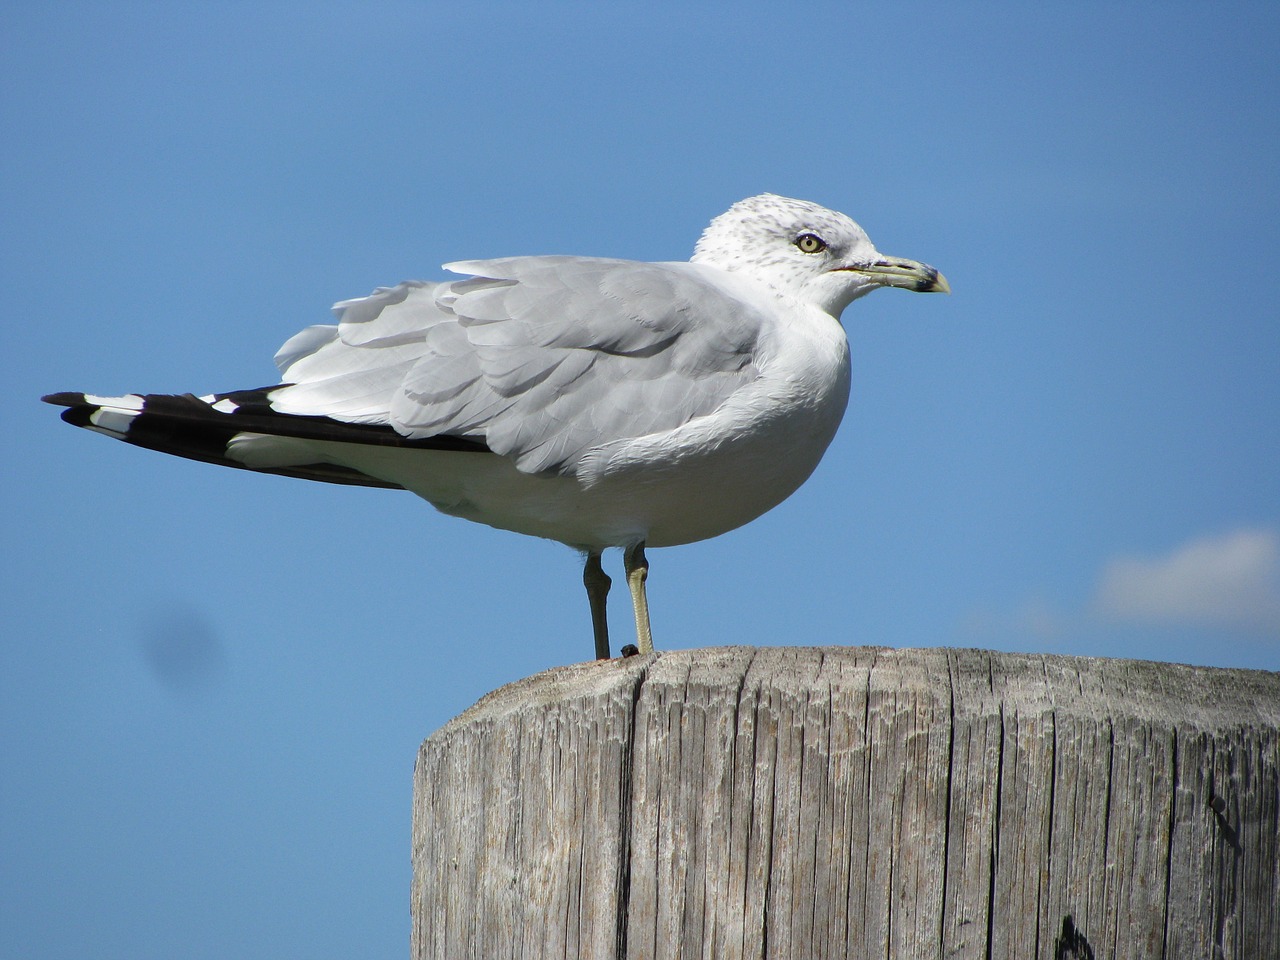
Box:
xmin=411 ymin=647 xmax=1280 ymax=959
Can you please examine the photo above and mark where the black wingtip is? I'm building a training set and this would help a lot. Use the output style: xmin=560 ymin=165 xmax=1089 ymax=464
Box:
xmin=43 ymin=392 xmax=95 ymax=426
xmin=41 ymin=388 xmax=486 ymax=489
xmin=42 ymin=392 xmax=85 ymax=408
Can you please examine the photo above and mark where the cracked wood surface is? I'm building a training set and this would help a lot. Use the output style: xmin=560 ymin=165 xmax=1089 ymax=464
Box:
xmin=410 ymin=647 xmax=1280 ymax=960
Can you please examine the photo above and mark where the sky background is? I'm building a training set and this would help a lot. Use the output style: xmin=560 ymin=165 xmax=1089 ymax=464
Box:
xmin=3 ymin=3 xmax=1278 ymax=958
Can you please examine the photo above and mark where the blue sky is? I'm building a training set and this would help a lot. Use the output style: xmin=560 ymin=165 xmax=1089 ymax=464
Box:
xmin=3 ymin=4 xmax=1278 ymax=958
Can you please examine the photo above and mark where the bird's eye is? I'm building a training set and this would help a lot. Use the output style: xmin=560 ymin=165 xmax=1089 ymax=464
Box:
xmin=795 ymin=233 xmax=827 ymax=254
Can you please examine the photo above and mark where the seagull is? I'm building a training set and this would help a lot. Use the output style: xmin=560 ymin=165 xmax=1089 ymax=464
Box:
xmin=44 ymin=194 xmax=948 ymax=660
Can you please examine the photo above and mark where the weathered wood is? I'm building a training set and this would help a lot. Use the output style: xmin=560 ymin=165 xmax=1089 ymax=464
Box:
xmin=411 ymin=647 xmax=1280 ymax=959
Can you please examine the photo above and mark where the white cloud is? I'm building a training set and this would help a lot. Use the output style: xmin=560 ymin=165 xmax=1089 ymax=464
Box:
xmin=1094 ymin=528 xmax=1280 ymax=634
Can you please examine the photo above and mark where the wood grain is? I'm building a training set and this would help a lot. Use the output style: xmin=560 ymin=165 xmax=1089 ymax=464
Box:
xmin=411 ymin=647 xmax=1280 ymax=959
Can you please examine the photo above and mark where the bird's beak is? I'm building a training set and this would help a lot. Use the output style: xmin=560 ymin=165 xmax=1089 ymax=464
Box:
xmin=836 ymin=256 xmax=950 ymax=294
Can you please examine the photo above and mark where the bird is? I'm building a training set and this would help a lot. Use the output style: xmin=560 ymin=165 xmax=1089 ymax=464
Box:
xmin=44 ymin=194 xmax=948 ymax=660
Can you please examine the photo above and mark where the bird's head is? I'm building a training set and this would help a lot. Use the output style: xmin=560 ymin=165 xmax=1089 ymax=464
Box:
xmin=691 ymin=193 xmax=949 ymax=317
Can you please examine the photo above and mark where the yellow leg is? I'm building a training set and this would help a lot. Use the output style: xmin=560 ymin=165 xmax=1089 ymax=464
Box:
xmin=624 ymin=542 xmax=654 ymax=655
xmin=583 ymin=551 xmax=612 ymax=660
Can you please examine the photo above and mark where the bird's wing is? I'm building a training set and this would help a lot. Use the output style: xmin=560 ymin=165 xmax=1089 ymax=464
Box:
xmin=273 ymin=256 xmax=767 ymax=476
xmin=269 ymin=280 xmax=449 ymax=423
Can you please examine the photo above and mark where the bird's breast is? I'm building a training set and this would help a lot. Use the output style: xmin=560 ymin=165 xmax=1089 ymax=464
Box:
xmin=577 ymin=313 xmax=852 ymax=547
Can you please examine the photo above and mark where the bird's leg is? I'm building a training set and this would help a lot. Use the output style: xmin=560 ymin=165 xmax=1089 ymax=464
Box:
xmin=583 ymin=551 xmax=612 ymax=660
xmin=623 ymin=541 xmax=654 ymax=655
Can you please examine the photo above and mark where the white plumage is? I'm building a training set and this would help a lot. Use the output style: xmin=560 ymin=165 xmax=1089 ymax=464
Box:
xmin=45 ymin=194 xmax=948 ymax=659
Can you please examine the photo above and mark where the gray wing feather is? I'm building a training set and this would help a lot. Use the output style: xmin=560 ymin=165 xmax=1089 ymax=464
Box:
xmin=394 ymin=257 xmax=762 ymax=474
xmin=271 ymin=257 xmax=764 ymax=476
xmin=269 ymin=282 xmax=444 ymax=422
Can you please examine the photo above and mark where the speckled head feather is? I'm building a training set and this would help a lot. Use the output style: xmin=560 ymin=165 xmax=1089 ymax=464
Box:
xmin=692 ymin=194 xmax=875 ymax=264
xmin=690 ymin=194 xmax=886 ymax=314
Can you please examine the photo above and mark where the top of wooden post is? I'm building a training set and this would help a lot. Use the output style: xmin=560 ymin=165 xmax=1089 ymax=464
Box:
xmin=434 ymin=645 xmax=1280 ymax=737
